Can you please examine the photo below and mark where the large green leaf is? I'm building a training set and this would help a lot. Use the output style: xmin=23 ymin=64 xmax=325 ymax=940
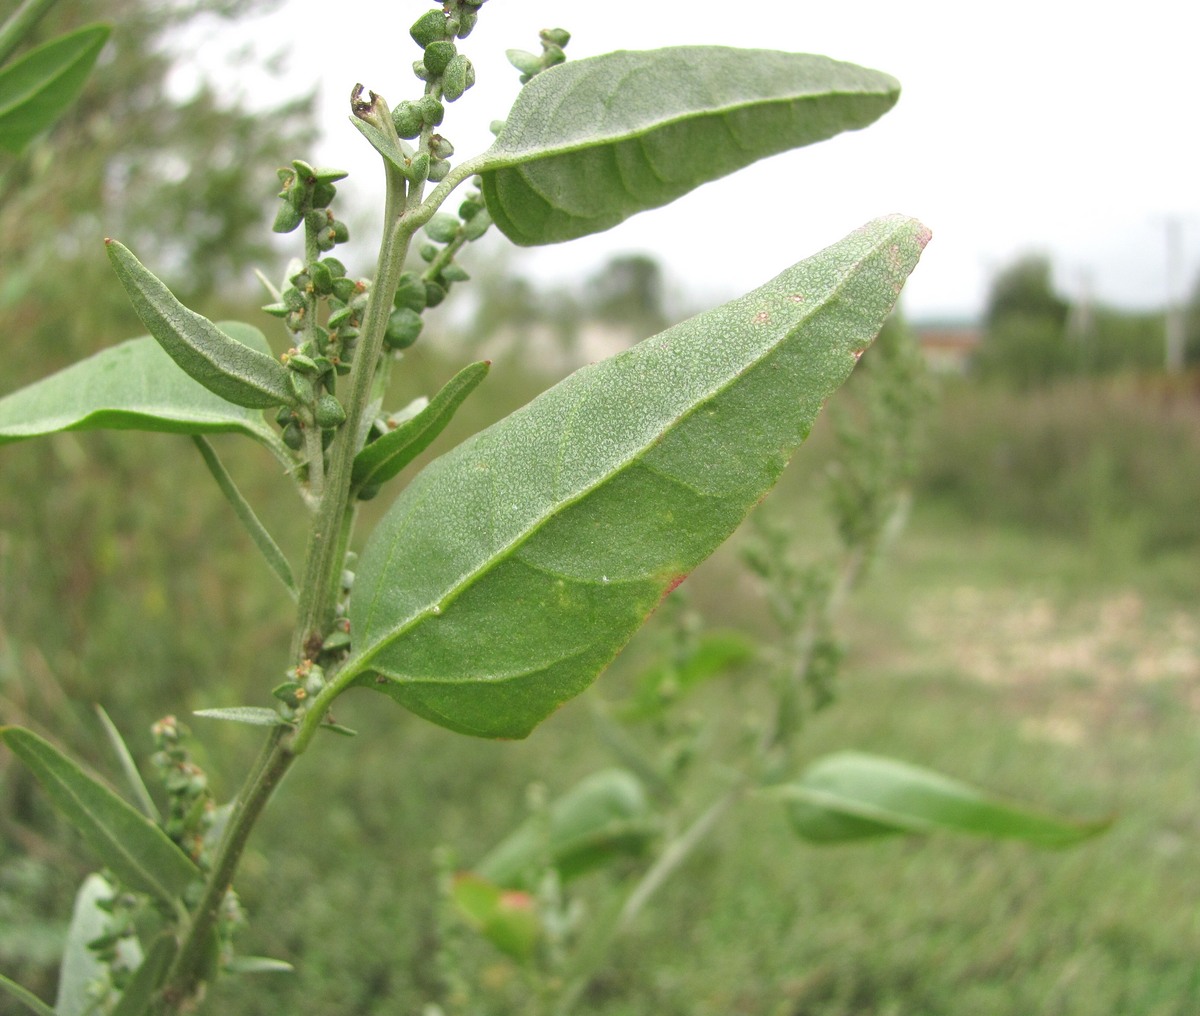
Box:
xmin=476 ymin=769 xmax=656 ymax=889
xmin=480 ymin=47 xmax=899 ymax=246
xmin=781 ymin=751 xmax=1110 ymax=846
xmin=0 ymin=25 xmax=110 ymax=154
xmin=0 ymin=322 xmax=277 ymax=445
xmin=347 ymin=215 xmax=928 ymax=738
xmin=0 ymin=727 xmax=200 ymax=904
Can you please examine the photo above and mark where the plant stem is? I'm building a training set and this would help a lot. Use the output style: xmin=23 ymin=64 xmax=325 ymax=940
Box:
xmin=157 ymin=729 xmax=294 ymax=1010
xmin=0 ymin=0 xmax=59 ymax=65
xmin=552 ymin=780 xmax=748 ymax=1016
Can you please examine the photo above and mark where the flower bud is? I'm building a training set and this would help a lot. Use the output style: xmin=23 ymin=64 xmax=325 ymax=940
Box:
xmin=394 ymin=273 xmax=427 ymax=313
xmin=441 ymin=54 xmax=474 ymax=101
xmin=424 ymin=281 xmax=446 ymax=308
xmin=309 ymin=260 xmax=334 ymax=295
xmin=418 ymin=95 xmax=445 ymax=128
xmin=507 ymin=49 xmax=540 ymax=77
xmin=441 ymin=264 xmax=470 ymax=283
xmin=427 ymin=158 xmax=450 ymax=182
xmin=392 ymin=100 xmax=424 ymax=140
xmin=429 ymin=134 xmax=455 ymax=160
xmin=331 ymin=277 xmax=357 ymax=303
xmin=406 ymin=151 xmax=430 ymax=183
xmin=540 ymin=28 xmax=571 ymax=47
xmin=384 ymin=308 xmax=424 ymax=350
xmin=286 ymin=352 xmax=320 ymax=375
xmin=456 ymin=9 xmax=478 ymax=37
xmin=315 ymin=393 xmax=346 ymax=429
xmin=423 ymin=40 xmax=456 ymax=76
xmin=282 ymin=421 xmax=304 ymax=450
xmin=272 ymin=202 xmax=303 ymax=234
xmin=425 ymin=213 xmax=459 ymax=244
xmin=462 ymin=209 xmax=491 ymax=241
xmin=412 ymin=59 xmax=429 ymax=82
xmin=410 ymin=9 xmax=447 ymax=47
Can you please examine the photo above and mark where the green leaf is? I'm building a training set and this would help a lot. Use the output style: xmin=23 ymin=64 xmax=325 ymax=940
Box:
xmin=225 ymin=956 xmax=295 ymax=975
xmin=193 ymin=706 xmax=291 ymax=728
xmin=621 ymin=632 xmax=755 ymax=721
xmin=348 ymin=112 xmax=411 ymax=176
xmin=193 ymin=436 xmax=297 ymax=596
xmin=94 ymin=705 xmax=160 ymax=823
xmin=351 ymin=361 xmax=490 ymax=492
xmin=0 ymin=322 xmax=278 ymax=446
xmin=110 ymin=935 xmax=175 ymax=1016
xmin=0 ymin=727 xmax=200 ymax=903
xmin=780 ymin=751 xmax=1112 ymax=847
xmin=0 ymin=974 xmax=56 ymax=1016
xmin=348 ymin=215 xmax=928 ymax=738
xmin=106 ymin=240 xmax=296 ymax=410
xmin=450 ymin=874 xmax=540 ymax=962
xmin=476 ymin=769 xmax=657 ymax=889
xmin=480 ymin=47 xmax=899 ymax=246
xmin=57 ymin=874 xmax=124 ymax=1016
xmin=0 ymin=25 xmax=110 ymax=154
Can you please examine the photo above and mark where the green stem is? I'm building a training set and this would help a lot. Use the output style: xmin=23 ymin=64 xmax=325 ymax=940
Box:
xmin=0 ymin=0 xmax=59 ymax=65
xmin=157 ymin=730 xmax=294 ymax=1011
xmin=552 ymin=780 xmax=748 ymax=1016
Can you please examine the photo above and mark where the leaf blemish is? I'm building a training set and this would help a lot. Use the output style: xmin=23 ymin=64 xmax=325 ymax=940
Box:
xmin=753 ymin=311 xmax=770 ymax=325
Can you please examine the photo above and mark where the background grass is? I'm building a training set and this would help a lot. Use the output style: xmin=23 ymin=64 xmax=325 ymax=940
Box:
xmin=2 ymin=336 xmax=1199 ymax=1014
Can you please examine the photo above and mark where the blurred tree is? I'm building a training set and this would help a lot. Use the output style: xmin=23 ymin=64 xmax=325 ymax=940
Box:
xmin=582 ymin=253 xmax=668 ymax=336
xmin=974 ymin=255 xmax=1073 ymax=387
xmin=1185 ymin=269 xmax=1200 ymax=366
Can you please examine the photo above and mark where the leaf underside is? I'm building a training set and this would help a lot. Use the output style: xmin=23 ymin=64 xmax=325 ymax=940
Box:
xmin=785 ymin=752 xmax=1111 ymax=847
xmin=349 ymin=215 xmax=929 ymax=739
xmin=0 ymin=322 xmax=276 ymax=445
xmin=480 ymin=47 xmax=900 ymax=246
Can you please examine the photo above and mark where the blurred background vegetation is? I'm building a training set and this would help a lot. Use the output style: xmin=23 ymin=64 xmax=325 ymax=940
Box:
xmin=2 ymin=1 xmax=1199 ymax=1014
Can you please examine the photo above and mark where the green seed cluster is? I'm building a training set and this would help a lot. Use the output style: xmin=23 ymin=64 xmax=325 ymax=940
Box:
xmin=394 ymin=1 xmax=485 ymax=182
xmin=507 ymin=27 xmax=570 ymax=84
xmin=151 ymin=715 xmax=218 ymax=867
xmin=264 ymin=161 xmax=367 ymax=453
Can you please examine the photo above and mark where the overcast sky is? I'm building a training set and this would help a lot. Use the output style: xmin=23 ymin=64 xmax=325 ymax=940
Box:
xmin=178 ymin=1 xmax=1200 ymax=321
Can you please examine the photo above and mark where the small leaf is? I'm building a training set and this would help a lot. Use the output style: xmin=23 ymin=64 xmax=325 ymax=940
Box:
xmin=348 ymin=216 xmax=928 ymax=738
xmin=193 ymin=707 xmax=291 ymax=728
xmin=451 ymin=873 xmax=540 ymax=962
xmin=622 ymin=632 xmax=755 ymax=721
xmin=351 ymin=361 xmax=490 ymax=491
xmin=480 ymin=47 xmax=900 ymax=245
xmin=109 ymin=935 xmax=176 ymax=1016
xmin=193 ymin=436 xmax=297 ymax=596
xmin=57 ymin=874 xmax=124 ymax=1016
xmin=94 ymin=705 xmax=160 ymax=823
xmin=476 ymin=769 xmax=656 ymax=889
xmin=106 ymin=241 xmax=297 ymax=409
xmin=225 ymin=956 xmax=295 ymax=975
xmin=780 ymin=751 xmax=1111 ymax=847
xmin=0 ymin=727 xmax=200 ymax=903
xmin=0 ymin=25 xmax=110 ymax=153
xmin=0 ymin=323 xmax=278 ymax=446
xmin=347 ymin=113 xmax=410 ymax=175
xmin=0 ymin=974 xmax=56 ymax=1016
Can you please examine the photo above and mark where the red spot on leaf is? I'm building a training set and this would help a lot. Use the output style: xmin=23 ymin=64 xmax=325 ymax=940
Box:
xmin=664 ymin=573 xmax=688 ymax=596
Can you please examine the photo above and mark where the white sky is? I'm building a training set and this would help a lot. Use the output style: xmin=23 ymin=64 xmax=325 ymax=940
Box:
xmin=178 ymin=0 xmax=1200 ymax=321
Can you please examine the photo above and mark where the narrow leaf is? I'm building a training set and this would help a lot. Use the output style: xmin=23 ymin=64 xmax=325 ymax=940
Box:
xmin=57 ymin=874 xmax=123 ymax=1016
xmin=0 ymin=727 xmax=200 ymax=903
xmin=0 ymin=974 xmax=55 ymax=1016
xmin=480 ymin=47 xmax=899 ymax=245
xmin=476 ymin=769 xmax=656 ymax=889
xmin=780 ymin=751 xmax=1111 ymax=847
xmin=0 ymin=323 xmax=277 ymax=446
xmin=349 ymin=216 xmax=928 ymax=738
xmin=0 ymin=25 xmax=110 ymax=153
xmin=193 ymin=707 xmax=291 ymax=728
xmin=109 ymin=935 xmax=175 ymax=1016
xmin=106 ymin=240 xmax=296 ymax=409
xmin=193 ymin=436 xmax=297 ymax=596
xmin=94 ymin=705 xmax=160 ymax=823
xmin=351 ymin=361 xmax=490 ymax=491
xmin=225 ymin=956 xmax=295 ymax=975
xmin=348 ymin=114 xmax=411 ymax=175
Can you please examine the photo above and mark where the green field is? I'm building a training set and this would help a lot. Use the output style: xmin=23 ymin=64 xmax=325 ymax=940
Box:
xmin=2 ymin=367 xmax=1198 ymax=1015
